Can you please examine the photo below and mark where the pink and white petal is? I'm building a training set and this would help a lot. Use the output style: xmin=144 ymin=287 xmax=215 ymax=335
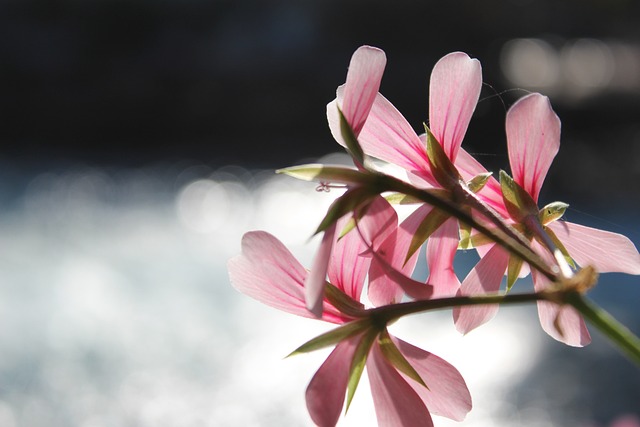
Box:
xmin=429 ymin=52 xmax=482 ymax=162
xmin=455 ymin=147 xmax=509 ymax=218
xmin=532 ymin=268 xmax=591 ymax=347
xmin=368 ymin=204 xmax=432 ymax=306
xmin=548 ymin=220 xmax=640 ymax=274
xmin=367 ymin=342 xmax=434 ymax=427
xmin=228 ymin=231 xmax=346 ymax=322
xmin=328 ymin=216 xmax=372 ymax=301
xmin=506 ymin=93 xmax=561 ymax=202
xmin=358 ymin=94 xmax=436 ymax=184
xmin=392 ymin=337 xmax=472 ymax=421
xmin=305 ymin=223 xmax=337 ymax=317
xmin=453 ymin=243 xmax=510 ymax=334
xmin=306 ymin=336 xmax=360 ymax=427
xmin=425 ymin=217 xmax=461 ymax=298
xmin=357 ymin=196 xmax=399 ymax=251
xmin=342 ymin=46 xmax=387 ymax=136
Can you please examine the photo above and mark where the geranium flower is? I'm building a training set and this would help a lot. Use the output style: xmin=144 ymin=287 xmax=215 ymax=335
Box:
xmin=228 ymin=198 xmax=471 ymax=427
xmin=304 ymin=45 xmax=386 ymax=317
xmin=453 ymin=93 xmax=640 ymax=346
xmin=327 ymin=49 xmax=505 ymax=301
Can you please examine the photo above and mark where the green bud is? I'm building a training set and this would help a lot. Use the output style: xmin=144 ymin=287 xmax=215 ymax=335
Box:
xmin=539 ymin=201 xmax=569 ymax=225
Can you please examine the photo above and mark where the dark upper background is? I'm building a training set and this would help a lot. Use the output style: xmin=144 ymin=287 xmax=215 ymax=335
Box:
xmin=1 ymin=0 xmax=639 ymax=208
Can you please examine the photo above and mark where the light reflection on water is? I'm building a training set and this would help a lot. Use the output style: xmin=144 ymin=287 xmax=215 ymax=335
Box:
xmin=0 ymin=159 xmax=637 ymax=426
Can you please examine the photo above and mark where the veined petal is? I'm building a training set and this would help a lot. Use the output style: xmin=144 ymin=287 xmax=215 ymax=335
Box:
xmin=533 ymin=270 xmax=592 ymax=347
xmin=455 ymin=148 xmax=509 ymax=218
xmin=228 ymin=231 xmax=346 ymax=323
xmin=342 ymin=45 xmax=387 ymax=136
xmin=306 ymin=336 xmax=359 ymax=427
xmin=392 ymin=337 xmax=472 ymax=421
xmin=425 ymin=217 xmax=461 ymax=297
xmin=367 ymin=342 xmax=434 ymax=427
xmin=547 ymin=220 xmax=640 ymax=274
xmin=506 ymin=93 xmax=561 ymax=202
xmin=531 ymin=240 xmax=591 ymax=346
xmin=429 ymin=52 xmax=482 ymax=162
xmin=368 ymin=204 xmax=431 ymax=306
xmin=453 ymin=244 xmax=510 ymax=334
xmin=306 ymin=223 xmax=337 ymax=317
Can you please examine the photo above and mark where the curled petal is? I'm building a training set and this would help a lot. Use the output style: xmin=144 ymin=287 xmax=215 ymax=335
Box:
xmin=306 ymin=336 xmax=360 ymax=427
xmin=392 ymin=337 xmax=472 ymax=421
xmin=306 ymin=223 xmax=337 ymax=317
xmin=367 ymin=342 xmax=434 ymax=427
xmin=342 ymin=45 xmax=387 ymax=136
xmin=506 ymin=93 xmax=561 ymax=202
xmin=429 ymin=52 xmax=482 ymax=162
xmin=425 ymin=217 xmax=461 ymax=298
xmin=228 ymin=231 xmax=345 ymax=322
xmin=454 ymin=244 xmax=510 ymax=334
xmin=547 ymin=220 xmax=640 ymax=275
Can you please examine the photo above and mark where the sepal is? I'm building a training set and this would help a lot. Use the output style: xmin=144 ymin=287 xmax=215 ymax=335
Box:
xmin=277 ymin=164 xmax=373 ymax=186
xmin=425 ymin=125 xmax=460 ymax=187
xmin=539 ymin=201 xmax=569 ymax=225
xmin=339 ymin=107 xmax=366 ymax=169
xmin=287 ymin=318 xmax=372 ymax=357
xmin=378 ymin=329 xmax=428 ymax=389
xmin=499 ymin=170 xmax=539 ymax=221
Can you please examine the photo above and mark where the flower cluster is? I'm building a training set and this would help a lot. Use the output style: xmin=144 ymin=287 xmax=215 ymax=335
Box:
xmin=228 ymin=46 xmax=640 ymax=426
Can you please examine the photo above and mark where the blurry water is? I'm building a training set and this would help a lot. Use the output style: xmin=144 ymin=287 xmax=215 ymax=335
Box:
xmin=0 ymin=158 xmax=637 ymax=427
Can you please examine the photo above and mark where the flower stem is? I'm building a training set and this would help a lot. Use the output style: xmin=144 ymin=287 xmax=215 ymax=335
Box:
xmin=566 ymin=293 xmax=640 ymax=365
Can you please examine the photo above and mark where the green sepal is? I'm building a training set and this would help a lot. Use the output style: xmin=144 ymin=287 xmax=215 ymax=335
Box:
xmin=539 ymin=201 xmax=569 ymax=225
xmin=378 ymin=329 xmax=428 ymax=389
xmin=542 ymin=225 xmax=576 ymax=270
xmin=384 ymin=193 xmax=423 ymax=205
xmin=338 ymin=217 xmax=357 ymax=240
xmin=424 ymin=125 xmax=460 ymax=187
xmin=286 ymin=318 xmax=372 ymax=357
xmin=405 ymin=208 xmax=449 ymax=264
xmin=506 ymin=255 xmax=524 ymax=292
xmin=314 ymin=186 xmax=377 ymax=235
xmin=346 ymin=328 xmax=378 ymax=412
xmin=277 ymin=164 xmax=372 ymax=186
xmin=499 ymin=170 xmax=539 ymax=221
xmin=467 ymin=172 xmax=493 ymax=194
xmin=338 ymin=107 xmax=366 ymax=169
xmin=324 ymin=283 xmax=366 ymax=319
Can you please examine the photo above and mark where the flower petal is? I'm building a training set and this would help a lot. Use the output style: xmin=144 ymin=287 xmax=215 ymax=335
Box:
xmin=228 ymin=231 xmax=346 ymax=322
xmin=425 ymin=217 xmax=461 ymax=297
xmin=533 ymin=269 xmax=592 ymax=347
xmin=367 ymin=342 xmax=434 ymax=427
xmin=305 ymin=223 xmax=337 ymax=317
xmin=506 ymin=93 xmax=560 ymax=202
xmin=342 ymin=45 xmax=387 ymax=136
xmin=429 ymin=52 xmax=482 ymax=162
xmin=368 ymin=204 xmax=431 ymax=306
xmin=306 ymin=336 xmax=359 ymax=427
xmin=392 ymin=337 xmax=472 ymax=421
xmin=547 ymin=220 xmax=640 ymax=274
xmin=453 ymin=243 xmax=510 ymax=334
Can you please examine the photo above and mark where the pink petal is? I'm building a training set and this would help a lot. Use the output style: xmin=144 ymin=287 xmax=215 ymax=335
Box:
xmin=329 ymin=197 xmax=397 ymax=301
xmin=342 ymin=45 xmax=387 ymax=136
xmin=306 ymin=336 xmax=359 ymax=427
xmin=368 ymin=204 xmax=431 ymax=306
xmin=429 ymin=52 xmax=482 ymax=162
xmin=455 ymin=147 xmax=509 ymax=218
xmin=228 ymin=231 xmax=346 ymax=323
xmin=367 ymin=342 xmax=434 ymax=427
xmin=425 ymin=217 xmax=461 ymax=297
xmin=453 ymin=243 xmax=510 ymax=334
xmin=392 ymin=337 xmax=472 ymax=421
xmin=305 ymin=223 xmax=337 ymax=317
xmin=533 ymin=268 xmax=591 ymax=347
xmin=547 ymin=220 xmax=640 ymax=274
xmin=506 ymin=93 xmax=561 ymax=202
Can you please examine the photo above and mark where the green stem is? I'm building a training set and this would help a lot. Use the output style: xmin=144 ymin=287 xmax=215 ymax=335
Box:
xmin=567 ymin=293 xmax=640 ymax=365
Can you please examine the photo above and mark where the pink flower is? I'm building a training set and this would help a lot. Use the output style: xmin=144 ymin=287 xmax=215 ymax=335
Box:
xmin=327 ymin=49 xmax=505 ymax=300
xmin=454 ymin=93 xmax=640 ymax=346
xmin=305 ymin=45 xmax=387 ymax=317
xmin=228 ymin=197 xmax=472 ymax=427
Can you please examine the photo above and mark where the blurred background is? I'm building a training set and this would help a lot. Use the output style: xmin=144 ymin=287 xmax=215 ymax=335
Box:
xmin=0 ymin=0 xmax=639 ymax=426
